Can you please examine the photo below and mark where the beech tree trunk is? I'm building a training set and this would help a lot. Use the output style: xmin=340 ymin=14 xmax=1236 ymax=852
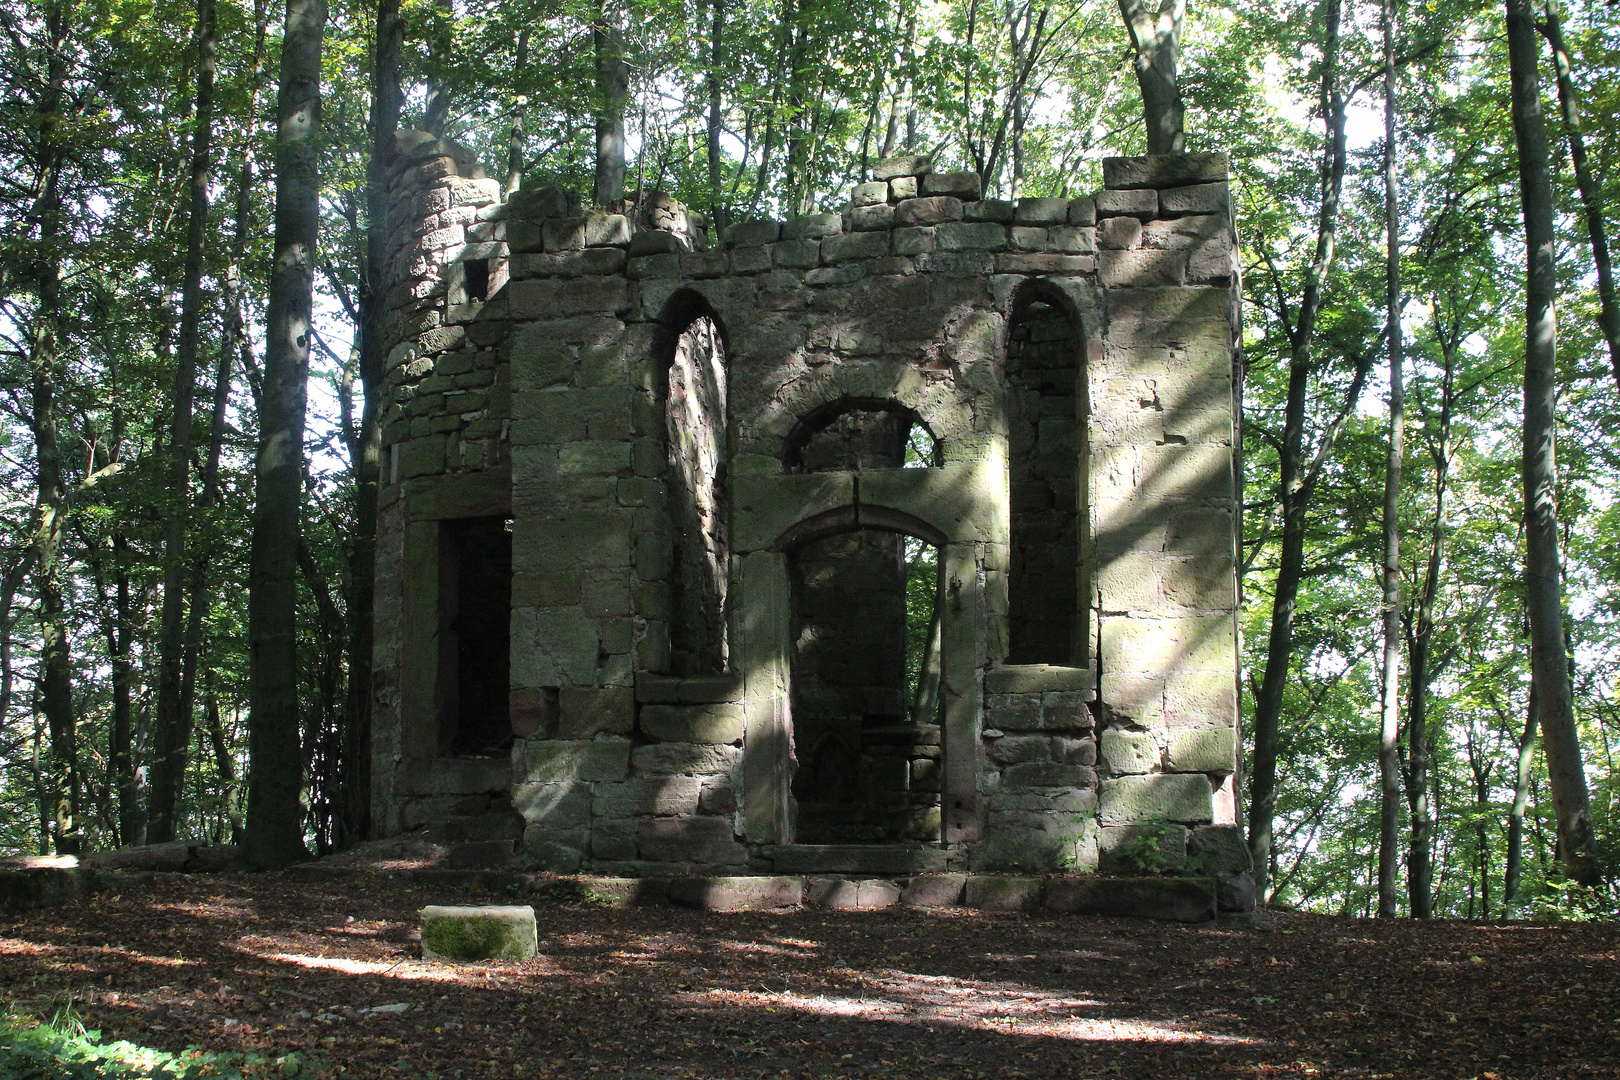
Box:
xmin=342 ymin=0 xmax=402 ymax=847
xmin=505 ymin=26 xmax=529 ymax=196
xmin=246 ymin=0 xmax=326 ymax=869
xmin=1504 ymin=0 xmax=1600 ymax=889
xmin=1117 ymin=0 xmax=1185 ymax=154
xmin=1541 ymin=2 xmax=1620 ymax=390
xmin=1375 ymin=0 xmax=1404 ymax=919
xmin=150 ymin=0 xmax=218 ymax=843
xmin=1247 ymin=0 xmax=1349 ymax=903
xmin=1503 ymin=684 xmax=1538 ymax=905
xmin=30 ymin=0 xmax=79 ymax=857
xmin=593 ymin=0 xmax=628 ymax=206
xmin=420 ymin=0 xmax=453 ymax=137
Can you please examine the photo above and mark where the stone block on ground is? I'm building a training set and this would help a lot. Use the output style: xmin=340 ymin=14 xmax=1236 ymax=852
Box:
xmin=1041 ymin=876 xmax=1216 ymax=922
xmin=806 ymin=877 xmax=902 ymax=910
xmin=963 ymin=876 xmax=1044 ymax=912
xmin=667 ymin=875 xmax=803 ymax=911
xmin=420 ymin=904 xmax=539 ymax=961
xmin=901 ymin=873 xmax=967 ymax=908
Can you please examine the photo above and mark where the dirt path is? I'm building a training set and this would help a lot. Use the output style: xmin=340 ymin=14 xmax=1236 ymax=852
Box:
xmin=2 ymin=873 xmax=1615 ymax=1078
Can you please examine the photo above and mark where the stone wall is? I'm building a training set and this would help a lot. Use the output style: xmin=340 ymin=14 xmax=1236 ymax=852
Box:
xmin=370 ymin=134 xmax=1249 ymax=902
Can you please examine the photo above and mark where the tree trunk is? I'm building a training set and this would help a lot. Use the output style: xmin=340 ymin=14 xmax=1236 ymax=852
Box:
xmin=245 ymin=0 xmax=326 ymax=869
xmin=1247 ymin=0 xmax=1348 ymax=903
xmin=505 ymin=26 xmax=530 ymax=196
xmin=706 ymin=0 xmax=724 ymax=215
xmin=150 ymin=0 xmax=218 ymax=844
xmin=343 ymin=0 xmax=402 ymax=847
xmin=1375 ymin=0 xmax=1405 ymax=919
xmin=593 ymin=0 xmax=628 ymax=206
xmin=421 ymin=0 xmax=453 ymax=137
xmin=1116 ymin=0 xmax=1186 ymax=154
xmin=1541 ymin=2 xmax=1620 ymax=391
xmin=1503 ymin=683 xmax=1538 ymax=905
xmin=1505 ymin=0 xmax=1600 ymax=889
xmin=1405 ymin=326 xmax=1455 ymax=920
xmin=29 ymin=0 xmax=78 ymax=857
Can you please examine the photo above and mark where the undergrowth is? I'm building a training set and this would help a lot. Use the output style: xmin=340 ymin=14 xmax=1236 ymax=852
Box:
xmin=0 ymin=1000 xmax=323 ymax=1079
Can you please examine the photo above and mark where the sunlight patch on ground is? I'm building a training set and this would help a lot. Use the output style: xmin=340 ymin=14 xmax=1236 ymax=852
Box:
xmin=678 ymin=970 xmax=1260 ymax=1045
xmin=0 ymin=939 xmax=198 ymax=969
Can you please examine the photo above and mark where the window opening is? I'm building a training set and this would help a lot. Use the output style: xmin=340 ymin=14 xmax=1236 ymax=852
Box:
xmin=786 ymin=404 xmax=942 ymax=844
xmin=437 ymin=516 xmax=513 ymax=757
xmin=1005 ymin=297 xmax=1080 ymax=664
xmin=666 ymin=314 xmax=728 ymax=675
xmin=464 ymin=258 xmax=490 ymax=302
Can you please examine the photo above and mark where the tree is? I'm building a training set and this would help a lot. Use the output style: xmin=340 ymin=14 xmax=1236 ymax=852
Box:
xmin=1117 ymin=0 xmax=1184 ymax=153
xmin=1504 ymin=0 xmax=1600 ymax=889
xmin=1373 ymin=0 xmax=1406 ymax=919
xmin=150 ymin=0 xmax=220 ymax=844
xmin=245 ymin=0 xmax=327 ymax=868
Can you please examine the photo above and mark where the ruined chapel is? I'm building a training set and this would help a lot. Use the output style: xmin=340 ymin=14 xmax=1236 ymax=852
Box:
xmin=369 ymin=131 xmax=1251 ymax=912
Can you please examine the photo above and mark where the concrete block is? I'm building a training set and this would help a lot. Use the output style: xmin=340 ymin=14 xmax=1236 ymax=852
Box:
xmin=420 ymin=905 xmax=538 ymax=961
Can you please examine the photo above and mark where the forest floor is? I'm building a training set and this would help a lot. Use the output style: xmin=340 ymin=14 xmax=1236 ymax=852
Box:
xmin=0 ymin=871 xmax=1616 ymax=1080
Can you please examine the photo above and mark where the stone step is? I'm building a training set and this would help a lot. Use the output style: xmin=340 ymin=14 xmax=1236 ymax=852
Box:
xmin=418 ymin=813 xmax=525 ymax=844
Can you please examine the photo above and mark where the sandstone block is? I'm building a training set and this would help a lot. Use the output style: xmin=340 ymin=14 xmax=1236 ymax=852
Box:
xmin=1099 ymin=821 xmax=1189 ymax=873
xmin=1098 ymin=773 xmax=1213 ymax=825
xmin=821 ymin=230 xmax=890 ymax=262
xmin=592 ymin=775 xmax=701 ymax=817
xmin=963 ymin=199 xmax=1015 ymax=223
xmin=637 ymin=817 xmax=746 ymax=865
xmin=922 ymin=171 xmax=983 ymax=200
xmin=894 ymin=196 xmax=963 ymax=227
xmin=901 ymin=873 xmax=966 ymax=907
xmin=888 ymin=176 xmax=918 ymax=199
xmin=1014 ymin=197 xmax=1069 ymax=225
xmin=964 ymin=876 xmax=1043 ymax=911
xmin=1158 ymin=181 xmax=1230 ymax=214
xmin=1097 ymin=216 xmax=1142 ymax=250
xmin=639 ymin=702 xmax=745 ymax=744
xmin=515 ymin=739 xmax=631 ymax=784
xmin=511 ymin=781 xmax=592 ymax=827
xmin=1188 ymin=824 xmax=1252 ymax=876
xmin=1165 ymin=725 xmax=1237 ymax=774
xmin=1001 ymin=762 xmax=1095 ymax=788
xmin=1041 ymin=876 xmax=1215 ymax=921
xmin=584 ymin=214 xmax=631 ymax=247
xmin=851 ymin=181 xmax=889 ymax=206
xmin=724 ymin=220 xmax=782 ymax=246
xmin=631 ymin=742 xmax=742 ymax=777
xmin=420 ymin=905 xmax=538 ymax=962
xmin=1067 ymin=197 xmax=1097 ymax=226
xmin=1102 ymin=153 xmax=1228 ymax=189
xmin=782 ymin=212 xmax=843 ymax=239
xmin=1095 ymin=189 xmax=1158 ymax=218
xmin=558 ymin=687 xmax=635 ymax=739
xmin=851 ymin=203 xmax=895 ymax=230
xmin=874 ymin=153 xmax=932 ymax=180
xmin=542 ymin=217 xmax=586 ymax=251
xmin=1100 ymin=726 xmax=1159 ymax=774
xmin=668 ymin=876 xmax=803 ymax=911
xmin=935 ymin=221 xmax=1007 ymax=251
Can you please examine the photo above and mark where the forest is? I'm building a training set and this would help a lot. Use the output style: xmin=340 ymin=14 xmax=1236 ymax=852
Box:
xmin=1 ymin=0 xmax=1617 ymax=922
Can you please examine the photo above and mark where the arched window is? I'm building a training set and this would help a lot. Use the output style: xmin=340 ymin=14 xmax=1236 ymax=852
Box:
xmin=660 ymin=296 xmax=729 ymax=676
xmin=1005 ymin=287 xmax=1082 ymax=664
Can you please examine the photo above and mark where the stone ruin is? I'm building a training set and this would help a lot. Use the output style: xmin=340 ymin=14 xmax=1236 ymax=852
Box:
xmin=369 ymin=129 xmax=1252 ymax=911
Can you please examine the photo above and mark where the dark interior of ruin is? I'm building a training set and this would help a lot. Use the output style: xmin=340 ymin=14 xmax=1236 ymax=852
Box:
xmin=437 ymin=515 xmax=513 ymax=757
xmin=1005 ymin=297 xmax=1080 ymax=665
xmin=787 ymin=405 xmax=944 ymax=844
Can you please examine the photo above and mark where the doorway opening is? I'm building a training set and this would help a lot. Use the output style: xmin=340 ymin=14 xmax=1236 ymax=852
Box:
xmin=437 ymin=516 xmax=513 ymax=757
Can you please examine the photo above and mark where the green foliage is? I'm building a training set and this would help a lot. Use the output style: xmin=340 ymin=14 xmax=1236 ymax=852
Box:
xmin=0 ymin=1003 xmax=316 ymax=1079
xmin=1110 ymin=817 xmax=1180 ymax=875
